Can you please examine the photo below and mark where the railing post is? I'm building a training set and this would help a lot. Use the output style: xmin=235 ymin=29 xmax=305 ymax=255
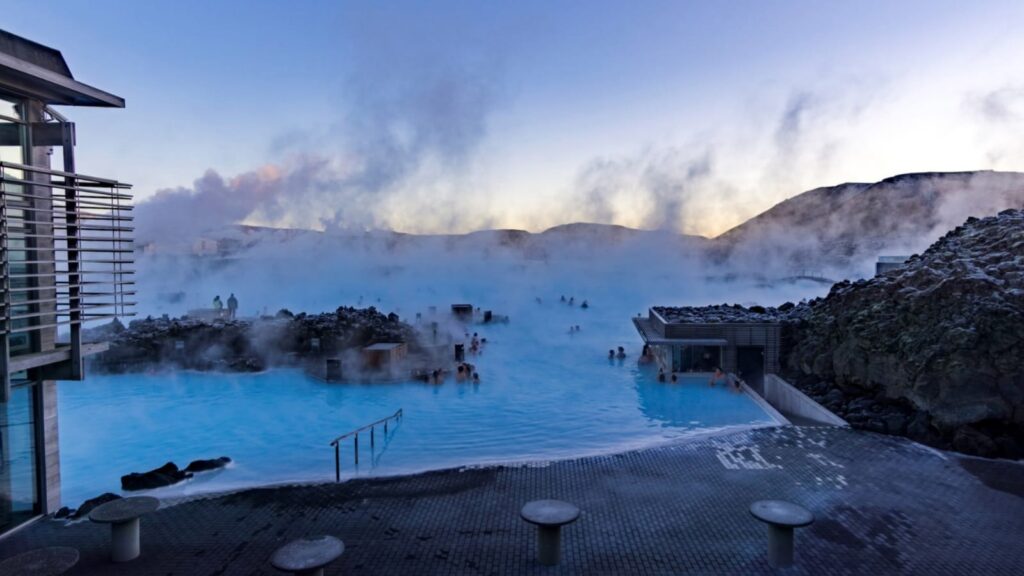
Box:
xmin=354 ymin=433 xmax=359 ymax=465
xmin=384 ymin=420 xmax=388 ymax=435
xmin=62 ymin=122 xmax=83 ymax=378
xmin=371 ymin=425 xmax=375 ymax=449
xmin=334 ymin=443 xmax=340 ymax=482
xmin=0 ymin=174 xmax=10 ymax=402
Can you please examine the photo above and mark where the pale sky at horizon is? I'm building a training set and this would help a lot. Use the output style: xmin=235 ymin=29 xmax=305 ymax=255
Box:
xmin=4 ymin=0 xmax=1024 ymax=237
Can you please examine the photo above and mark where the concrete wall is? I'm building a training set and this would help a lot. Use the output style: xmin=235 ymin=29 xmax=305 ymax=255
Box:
xmin=762 ymin=374 xmax=848 ymax=426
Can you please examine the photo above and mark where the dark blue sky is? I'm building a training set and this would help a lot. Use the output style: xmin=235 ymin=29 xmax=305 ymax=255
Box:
xmin=4 ymin=1 xmax=1022 ymax=234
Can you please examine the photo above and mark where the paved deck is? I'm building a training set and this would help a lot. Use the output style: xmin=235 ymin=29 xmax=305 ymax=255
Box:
xmin=2 ymin=426 xmax=1022 ymax=575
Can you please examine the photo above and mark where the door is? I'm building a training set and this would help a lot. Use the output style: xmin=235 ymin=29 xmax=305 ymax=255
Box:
xmin=736 ymin=346 xmax=765 ymax=392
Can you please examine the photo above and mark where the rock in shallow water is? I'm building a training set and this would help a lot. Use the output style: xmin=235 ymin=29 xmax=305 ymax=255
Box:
xmin=121 ymin=462 xmax=193 ymax=491
xmin=184 ymin=456 xmax=232 ymax=473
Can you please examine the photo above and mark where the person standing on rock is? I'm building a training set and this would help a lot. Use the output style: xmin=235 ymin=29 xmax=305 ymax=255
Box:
xmin=227 ymin=293 xmax=238 ymax=319
xmin=213 ymin=295 xmax=223 ymax=317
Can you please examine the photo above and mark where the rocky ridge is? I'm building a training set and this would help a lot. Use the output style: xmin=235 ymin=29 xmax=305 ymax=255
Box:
xmin=674 ymin=210 xmax=1024 ymax=458
xmin=783 ymin=209 xmax=1024 ymax=458
xmin=87 ymin=306 xmax=418 ymax=373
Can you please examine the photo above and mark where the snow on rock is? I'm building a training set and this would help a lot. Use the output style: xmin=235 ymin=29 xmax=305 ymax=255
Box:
xmin=783 ymin=209 xmax=1024 ymax=458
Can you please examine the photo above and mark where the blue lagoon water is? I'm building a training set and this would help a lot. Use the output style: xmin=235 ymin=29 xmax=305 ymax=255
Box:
xmin=59 ymin=250 xmax=827 ymax=505
xmin=59 ymin=324 xmax=775 ymax=505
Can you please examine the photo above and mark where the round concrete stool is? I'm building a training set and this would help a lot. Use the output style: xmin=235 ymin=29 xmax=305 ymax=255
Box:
xmin=89 ymin=496 xmax=160 ymax=562
xmin=520 ymin=499 xmax=580 ymax=566
xmin=270 ymin=535 xmax=344 ymax=576
xmin=0 ymin=546 xmax=79 ymax=575
xmin=749 ymin=500 xmax=814 ymax=568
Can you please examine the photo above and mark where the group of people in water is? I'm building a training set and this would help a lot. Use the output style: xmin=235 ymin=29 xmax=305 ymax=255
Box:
xmin=559 ymin=295 xmax=589 ymax=309
xmin=466 ymin=331 xmax=486 ymax=355
xmin=607 ymin=346 xmax=627 ymax=359
xmin=423 ymin=331 xmax=487 ymax=384
xmin=626 ymin=344 xmax=743 ymax=391
xmin=654 ymin=366 xmax=740 ymax=391
xmin=424 ymin=361 xmax=481 ymax=385
xmin=212 ymin=293 xmax=239 ymax=319
xmin=456 ymin=362 xmax=480 ymax=383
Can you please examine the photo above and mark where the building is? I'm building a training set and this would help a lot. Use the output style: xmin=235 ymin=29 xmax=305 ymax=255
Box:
xmin=0 ymin=30 xmax=132 ymax=535
xmin=361 ymin=343 xmax=408 ymax=371
xmin=875 ymin=255 xmax=910 ymax=276
xmin=633 ymin=307 xmax=781 ymax=387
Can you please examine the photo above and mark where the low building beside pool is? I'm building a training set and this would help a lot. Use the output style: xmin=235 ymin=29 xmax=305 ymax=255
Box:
xmin=632 ymin=307 xmax=781 ymax=387
xmin=361 ymin=343 xmax=408 ymax=371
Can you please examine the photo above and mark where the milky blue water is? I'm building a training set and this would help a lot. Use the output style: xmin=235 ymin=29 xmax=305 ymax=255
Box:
xmin=58 ymin=246 xmax=828 ymax=506
xmin=58 ymin=315 xmax=775 ymax=506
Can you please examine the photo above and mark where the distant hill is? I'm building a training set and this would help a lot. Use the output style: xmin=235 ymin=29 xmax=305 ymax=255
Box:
xmin=711 ymin=171 xmax=1024 ymax=274
xmin=139 ymin=171 xmax=1024 ymax=276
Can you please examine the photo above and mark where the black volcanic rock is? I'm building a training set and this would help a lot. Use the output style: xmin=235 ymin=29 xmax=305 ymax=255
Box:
xmin=184 ymin=456 xmax=231 ymax=473
xmin=783 ymin=210 xmax=1024 ymax=458
xmin=69 ymin=493 xmax=122 ymax=519
xmin=121 ymin=462 xmax=193 ymax=491
xmin=671 ymin=210 xmax=1024 ymax=458
xmin=86 ymin=306 xmax=418 ymax=373
xmin=653 ymin=303 xmax=808 ymax=324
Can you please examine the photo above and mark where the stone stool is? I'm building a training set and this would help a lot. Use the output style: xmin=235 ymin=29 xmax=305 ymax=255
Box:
xmin=749 ymin=500 xmax=814 ymax=568
xmin=0 ymin=546 xmax=79 ymax=575
xmin=520 ymin=499 xmax=580 ymax=566
xmin=89 ymin=496 xmax=160 ymax=562
xmin=270 ymin=535 xmax=344 ymax=576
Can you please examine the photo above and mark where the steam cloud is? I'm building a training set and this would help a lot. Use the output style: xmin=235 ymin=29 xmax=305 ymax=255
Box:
xmin=967 ymin=84 xmax=1024 ymax=166
xmin=136 ymin=8 xmax=504 ymax=245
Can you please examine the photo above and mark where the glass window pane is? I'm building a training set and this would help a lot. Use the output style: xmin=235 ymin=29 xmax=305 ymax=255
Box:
xmin=0 ymin=383 xmax=40 ymax=533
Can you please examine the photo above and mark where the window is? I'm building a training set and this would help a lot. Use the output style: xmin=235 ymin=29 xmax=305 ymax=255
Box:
xmin=674 ymin=345 xmax=722 ymax=372
xmin=0 ymin=379 xmax=40 ymax=533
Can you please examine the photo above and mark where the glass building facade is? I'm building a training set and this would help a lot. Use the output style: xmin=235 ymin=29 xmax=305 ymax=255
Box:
xmin=0 ymin=94 xmax=40 ymax=533
xmin=0 ymin=30 xmax=129 ymax=536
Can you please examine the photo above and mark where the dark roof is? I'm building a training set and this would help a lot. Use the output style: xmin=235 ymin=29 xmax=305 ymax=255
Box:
xmin=0 ymin=30 xmax=73 ymax=77
xmin=0 ymin=29 xmax=123 ymax=107
xmin=632 ymin=317 xmax=729 ymax=345
xmin=651 ymin=306 xmax=788 ymax=324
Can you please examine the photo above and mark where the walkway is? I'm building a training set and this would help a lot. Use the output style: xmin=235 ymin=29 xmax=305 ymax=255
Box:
xmin=2 ymin=426 xmax=1022 ymax=574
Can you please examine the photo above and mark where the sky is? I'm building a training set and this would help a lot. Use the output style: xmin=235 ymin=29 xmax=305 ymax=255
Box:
xmin=4 ymin=0 xmax=1024 ymax=236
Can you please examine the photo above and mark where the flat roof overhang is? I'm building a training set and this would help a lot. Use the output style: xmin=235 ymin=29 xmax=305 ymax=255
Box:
xmin=632 ymin=317 xmax=728 ymax=346
xmin=0 ymin=51 xmax=123 ymax=107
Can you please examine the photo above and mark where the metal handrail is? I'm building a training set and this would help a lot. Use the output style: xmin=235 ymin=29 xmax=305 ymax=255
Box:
xmin=329 ymin=408 xmax=403 ymax=481
xmin=1 ymin=159 xmax=133 ymax=342
xmin=0 ymin=160 xmax=128 ymax=188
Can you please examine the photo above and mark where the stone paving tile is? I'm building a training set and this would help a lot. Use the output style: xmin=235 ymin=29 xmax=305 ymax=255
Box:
xmin=2 ymin=426 xmax=1023 ymax=575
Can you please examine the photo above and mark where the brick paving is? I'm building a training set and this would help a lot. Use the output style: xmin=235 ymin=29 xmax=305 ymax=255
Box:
xmin=2 ymin=426 xmax=1022 ymax=575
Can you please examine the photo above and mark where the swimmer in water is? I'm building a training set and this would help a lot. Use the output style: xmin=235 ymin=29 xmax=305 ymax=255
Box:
xmin=658 ymin=368 xmax=666 ymax=382
xmin=709 ymin=367 xmax=727 ymax=387
xmin=609 ymin=349 xmax=615 ymax=359
xmin=472 ymin=372 xmax=480 ymax=383
xmin=671 ymin=373 xmax=678 ymax=383
xmin=616 ymin=346 xmax=626 ymax=359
